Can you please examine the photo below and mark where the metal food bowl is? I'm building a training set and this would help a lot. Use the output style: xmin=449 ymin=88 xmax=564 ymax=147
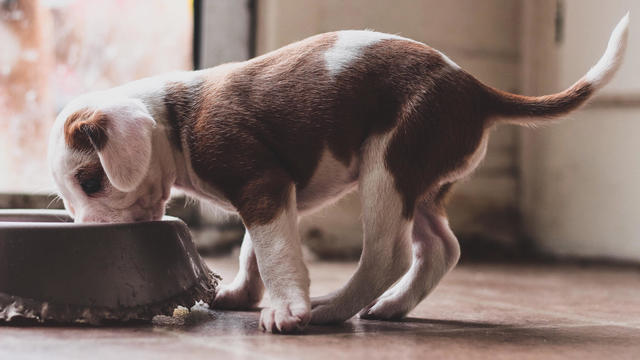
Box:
xmin=0 ymin=209 xmax=219 ymax=324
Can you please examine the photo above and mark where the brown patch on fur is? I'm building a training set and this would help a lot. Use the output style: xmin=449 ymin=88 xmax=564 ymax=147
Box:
xmin=64 ymin=109 xmax=109 ymax=152
xmin=178 ymin=33 xmax=411 ymax=226
xmin=237 ymin=176 xmax=294 ymax=227
xmin=379 ymin=44 xmax=595 ymax=217
xmin=167 ymin=32 xmax=598 ymax=226
xmin=163 ymin=80 xmax=205 ymax=151
xmin=382 ymin=63 xmax=489 ymax=217
xmin=487 ymin=80 xmax=594 ymax=122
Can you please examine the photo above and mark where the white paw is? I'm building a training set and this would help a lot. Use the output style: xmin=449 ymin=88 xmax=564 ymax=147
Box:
xmin=259 ymin=302 xmax=310 ymax=333
xmin=358 ymin=293 xmax=410 ymax=320
xmin=212 ymin=283 xmax=263 ymax=310
xmin=310 ymin=299 xmax=354 ymax=325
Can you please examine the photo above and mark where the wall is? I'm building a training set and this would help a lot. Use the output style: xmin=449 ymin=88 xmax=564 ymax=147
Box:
xmin=255 ymin=0 xmax=524 ymax=252
xmin=520 ymin=0 xmax=640 ymax=260
xmin=199 ymin=0 xmax=252 ymax=67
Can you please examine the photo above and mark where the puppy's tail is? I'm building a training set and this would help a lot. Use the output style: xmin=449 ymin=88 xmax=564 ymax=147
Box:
xmin=486 ymin=12 xmax=629 ymax=126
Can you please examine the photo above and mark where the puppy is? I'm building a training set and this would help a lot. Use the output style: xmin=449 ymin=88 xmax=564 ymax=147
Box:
xmin=48 ymin=14 xmax=629 ymax=332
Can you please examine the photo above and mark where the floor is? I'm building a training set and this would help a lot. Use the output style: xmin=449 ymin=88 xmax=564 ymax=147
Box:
xmin=1 ymin=256 xmax=640 ymax=360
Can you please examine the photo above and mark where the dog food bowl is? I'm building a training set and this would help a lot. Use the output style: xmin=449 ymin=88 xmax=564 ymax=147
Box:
xmin=0 ymin=209 xmax=219 ymax=324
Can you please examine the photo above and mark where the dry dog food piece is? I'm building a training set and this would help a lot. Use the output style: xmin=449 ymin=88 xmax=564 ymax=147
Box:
xmin=0 ymin=210 xmax=220 ymax=324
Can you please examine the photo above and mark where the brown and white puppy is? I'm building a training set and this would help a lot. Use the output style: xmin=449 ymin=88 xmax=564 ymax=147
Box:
xmin=48 ymin=14 xmax=629 ymax=332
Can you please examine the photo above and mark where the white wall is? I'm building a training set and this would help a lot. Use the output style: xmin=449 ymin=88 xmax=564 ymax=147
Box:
xmin=520 ymin=0 xmax=640 ymax=260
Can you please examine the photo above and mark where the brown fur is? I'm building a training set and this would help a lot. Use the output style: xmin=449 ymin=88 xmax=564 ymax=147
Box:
xmin=488 ymin=81 xmax=593 ymax=120
xmin=163 ymin=80 xmax=205 ymax=151
xmin=161 ymin=32 xmax=597 ymax=226
xmin=64 ymin=109 xmax=109 ymax=152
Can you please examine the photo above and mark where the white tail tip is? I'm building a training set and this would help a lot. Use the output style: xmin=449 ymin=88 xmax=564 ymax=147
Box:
xmin=584 ymin=12 xmax=630 ymax=89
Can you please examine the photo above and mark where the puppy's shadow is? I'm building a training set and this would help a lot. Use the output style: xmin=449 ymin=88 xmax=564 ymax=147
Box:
xmin=302 ymin=316 xmax=503 ymax=336
xmin=155 ymin=309 xmax=637 ymax=348
xmin=300 ymin=316 xmax=635 ymax=347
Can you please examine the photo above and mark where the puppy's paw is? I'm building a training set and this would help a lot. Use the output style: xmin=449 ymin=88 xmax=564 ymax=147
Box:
xmin=358 ymin=293 xmax=410 ymax=320
xmin=310 ymin=302 xmax=353 ymax=325
xmin=259 ymin=302 xmax=310 ymax=333
xmin=212 ymin=284 xmax=263 ymax=310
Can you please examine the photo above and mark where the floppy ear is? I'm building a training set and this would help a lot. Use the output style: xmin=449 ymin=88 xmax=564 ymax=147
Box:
xmin=64 ymin=100 xmax=156 ymax=192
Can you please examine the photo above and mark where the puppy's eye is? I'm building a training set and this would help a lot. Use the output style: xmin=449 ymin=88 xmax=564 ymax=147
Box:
xmin=75 ymin=162 xmax=105 ymax=196
xmin=80 ymin=178 xmax=102 ymax=195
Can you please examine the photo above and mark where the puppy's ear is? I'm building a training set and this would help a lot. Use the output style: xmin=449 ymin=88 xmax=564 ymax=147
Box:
xmin=65 ymin=100 xmax=156 ymax=192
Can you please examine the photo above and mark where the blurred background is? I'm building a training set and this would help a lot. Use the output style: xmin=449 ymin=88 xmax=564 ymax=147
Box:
xmin=1 ymin=0 xmax=639 ymax=263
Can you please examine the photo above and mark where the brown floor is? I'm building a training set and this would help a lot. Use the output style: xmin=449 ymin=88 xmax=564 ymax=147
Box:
xmin=1 ymin=256 xmax=640 ymax=359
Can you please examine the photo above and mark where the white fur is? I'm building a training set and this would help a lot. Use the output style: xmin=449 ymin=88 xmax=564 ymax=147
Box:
xmin=47 ymin=76 xmax=189 ymax=223
xmin=324 ymin=30 xmax=460 ymax=77
xmin=212 ymin=231 xmax=264 ymax=310
xmin=437 ymin=50 xmax=461 ymax=70
xmin=248 ymin=187 xmax=311 ymax=332
xmin=297 ymin=149 xmax=359 ymax=214
xmin=48 ymin=121 xmax=173 ymax=223
xmin=324 ymin=30 xmax=415 ymax=76
xmin=360 ymin=205 xmax=460 ymax=319
xmin=93 ymin=99 xmax=156 ymax=192
xmin=213 ymin=150 xmax=358 ymax=316
xmin=48 ymin=69 xmax=240 ymax=224
xmin=584 ymin=13 xmax=630 ymax=89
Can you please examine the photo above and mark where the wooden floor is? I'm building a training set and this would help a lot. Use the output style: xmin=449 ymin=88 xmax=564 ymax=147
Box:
xmin=1 ymin=255 xmax=640 ymax=359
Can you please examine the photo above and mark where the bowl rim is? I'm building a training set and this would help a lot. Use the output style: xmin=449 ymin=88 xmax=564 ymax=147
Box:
xmin=0 ymin=209 xmax=184 ymax=229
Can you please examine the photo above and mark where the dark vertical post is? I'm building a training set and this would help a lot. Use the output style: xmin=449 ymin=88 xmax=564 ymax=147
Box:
xmin=248 ymin=0 xmax=257 ymax=58
xmin=193 ymin=0 xmax=203 ymax=69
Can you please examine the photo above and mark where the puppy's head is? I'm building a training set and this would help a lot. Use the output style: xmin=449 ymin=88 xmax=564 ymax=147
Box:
xmin=48 ymin=96 xmax=168 ymax=223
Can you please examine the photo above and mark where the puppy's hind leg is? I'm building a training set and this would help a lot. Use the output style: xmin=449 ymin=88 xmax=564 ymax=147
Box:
xmin=311 ymin=135 xmax=413 ymax=324
xmin=212 ymin=230 xmax=265 ymax=310
xmin=359 ymin=197 xmax=460 ymax=320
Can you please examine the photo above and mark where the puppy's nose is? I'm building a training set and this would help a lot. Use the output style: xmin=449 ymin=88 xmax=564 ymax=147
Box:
xmin=75 ymin=215 xmax=108 ymax=223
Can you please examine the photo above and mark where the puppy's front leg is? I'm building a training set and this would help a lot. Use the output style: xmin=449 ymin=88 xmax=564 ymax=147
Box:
xmin=212 ymin=231 xmax=265 ymax=310
xmin=239 ymin=184 xmax=310 ymax=333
